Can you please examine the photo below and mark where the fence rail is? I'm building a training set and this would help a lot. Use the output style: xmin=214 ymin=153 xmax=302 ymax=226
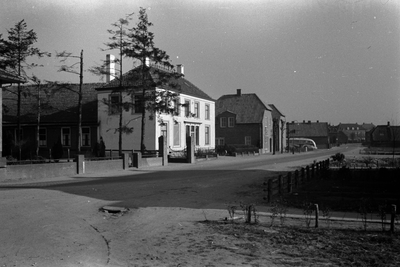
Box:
xmin=263 ymin=159 xmax=330 ymax=203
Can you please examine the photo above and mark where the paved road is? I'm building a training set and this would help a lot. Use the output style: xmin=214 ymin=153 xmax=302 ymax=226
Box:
xmin=1 ymin=145 xmax=357 ymax=211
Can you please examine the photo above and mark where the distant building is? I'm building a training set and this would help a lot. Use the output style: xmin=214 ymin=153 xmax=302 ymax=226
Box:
xmin=287 ymin=120 xmax=330 ymax=149
xmin=368 ymin=122 xmax=400 ymax=147
xmin=337 ymin=123 xmax=369 ymax=143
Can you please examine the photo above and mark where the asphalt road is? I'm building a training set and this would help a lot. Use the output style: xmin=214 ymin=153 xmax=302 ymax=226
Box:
xmin=1 ymin=145 xmax=357 ymax=211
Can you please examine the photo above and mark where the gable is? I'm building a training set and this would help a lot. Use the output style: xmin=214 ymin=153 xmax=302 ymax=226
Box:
xmin=216 ymin=93 xmax=271 ymax=124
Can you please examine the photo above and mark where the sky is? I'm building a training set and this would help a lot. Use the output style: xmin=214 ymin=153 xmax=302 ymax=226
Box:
xmin=1 ymin=0 xmax=399 ymax=126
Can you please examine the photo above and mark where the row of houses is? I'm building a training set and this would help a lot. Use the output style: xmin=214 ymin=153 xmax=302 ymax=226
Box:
xmin=1 ymin=59 xmax=286 ymax=160
xmin=1 ymin=60 xmax=398 ymax=161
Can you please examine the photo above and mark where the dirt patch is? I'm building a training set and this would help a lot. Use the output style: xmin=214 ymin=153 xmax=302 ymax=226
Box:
xmin=202 ymin=219 xmax=400 ymax=267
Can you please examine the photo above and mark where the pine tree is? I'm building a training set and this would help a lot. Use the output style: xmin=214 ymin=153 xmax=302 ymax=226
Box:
xmin=0 ymin=20 xmax=50 ymax=159
xmin=124 ymin=7 xmax=182 ymax=153
xmin=90 ymin=14 xmax=135 ymax=155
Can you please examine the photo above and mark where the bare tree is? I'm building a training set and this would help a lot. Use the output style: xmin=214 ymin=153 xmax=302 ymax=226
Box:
xmin=55 ymin=50 xmax=84 ymax=154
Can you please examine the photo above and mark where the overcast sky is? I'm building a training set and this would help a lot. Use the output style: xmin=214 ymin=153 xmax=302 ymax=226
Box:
xmin=1 ymin=0 xmax=399 ymax=125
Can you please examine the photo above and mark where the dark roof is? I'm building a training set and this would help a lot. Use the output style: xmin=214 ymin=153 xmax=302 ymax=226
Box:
xmin=0 ymin=69 xmax=26 ymax=84
xmin=361 ymin=123 xmax=375 ymax=131
xmin=288 ymin=122 xmax=329 ymax=137
xmin=96 ymin=65 xmax=214 ymax=101
xmin=216 ymin=93 xmax=271 ymax=123
xmin=268 ymin=104 xmax=285 ymax=119
xmin=2 ymin=83 xmax=102 ymax=125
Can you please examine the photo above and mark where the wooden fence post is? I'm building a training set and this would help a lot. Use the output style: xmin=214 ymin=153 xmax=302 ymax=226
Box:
xmin=301 ymin=167 xmax=305 ymax=187
xmin=268 ymin=179 xmax=273 ymax=203
xmin=294 ymin=170 xmax=299 ymax=189
xmin=287 ymin=172 xmax=292 ymax=193
xmin=391 ymin=204 xmax=397 ymax=233
xmin=311 ymin=164 xmax=315 ymax=179
xmin=306 ymin=165 xmax=310 ymax=182
xmin=278 ymin=175 xmax=283 ymax=195
xmin=315 ymin=204 xmax=319 ymax=228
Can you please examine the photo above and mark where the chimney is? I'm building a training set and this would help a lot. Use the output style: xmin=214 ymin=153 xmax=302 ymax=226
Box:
xmin=317 ymin=120 xmax=319 ymax=123
xmin=237 ymin=89 xmax=242 ymax=96
xmin=106 ymin=54 xmax=115 ymax=83
xmin=145 ymin=57 xmax=150 ymax=67
xmin=176 ymin=64 xmax=184 ymax=75
xmin=388 ymin=121 xmax=390 ymax=126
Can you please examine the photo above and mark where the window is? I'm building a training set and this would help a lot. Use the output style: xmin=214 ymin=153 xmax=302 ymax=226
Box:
xmin=228 ymin=117 xmax=235 ymax=127
xmin=205 ymin=125 xmax=210 ymax=145
xmin=81 ymin=127 xmax=91 ymax=147
xmin=173 ymin=99 xmax=180 ymax=116
xmin=39 ymin=128 xmax=47 ymax=147
xmin=205 ymin=104 xmax=210 ymax=120
xmin=134 ymin=95 xmax=143 ymax=114
xmin=184 ymin=100 xmax=190 ymax=117
xmin=109 ymin=94 xmax=121 ymax=115
xmin=186 ymin=125 xmax=199 ymax=145
xmin=62 ymin=128 xmax=71 ymax=147
xmin=220 ymin=117 xmax=227 ymax=128
xmin=173 ymin=122 xmax=180 ymax=146
xmin=216 ymin=137 xmax=225 ymax=146
xmin=194 ymin=102 xmax=200 ymax=118
xmin=245 ymin=136 xmax=251 ymax=145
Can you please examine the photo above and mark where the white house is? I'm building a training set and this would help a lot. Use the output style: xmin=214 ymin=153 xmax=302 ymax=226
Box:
xmin=96 ymin=59 xmax=215 ymax=152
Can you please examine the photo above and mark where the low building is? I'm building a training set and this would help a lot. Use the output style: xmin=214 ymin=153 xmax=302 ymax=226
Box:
xmin=287 ymin=120 xmax=330 ymax=149
xmin=368 ymin=122 xmax=400 ymax=148
xmin=2 ymin=83 xmax=101 ymax=159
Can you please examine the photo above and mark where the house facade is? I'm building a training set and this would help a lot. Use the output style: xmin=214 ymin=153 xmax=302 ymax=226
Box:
xmin=368 ymin=122 xmax=400 ymax=148
xmin=269 ymin=104 xmax=286 ymax=153
xmin=96 ymin=63 xmax=215 ymax=152
xmin=337 ymin=123 xmax=369 ymax=143
xmin=287 ymin=120 xmax=330 ymax=149
xmin=215 ymin=89 xmax=274 ymax=153
xmin=2 ymin=83 xmax=101 ymax=159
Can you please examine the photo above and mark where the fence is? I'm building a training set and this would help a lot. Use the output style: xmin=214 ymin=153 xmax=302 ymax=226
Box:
xmin=263 ymin=159 xmax=330 ymax=203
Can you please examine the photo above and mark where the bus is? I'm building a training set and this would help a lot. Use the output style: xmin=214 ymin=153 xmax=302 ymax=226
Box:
xmin=288 ymin=138 xmax=318 ymax=152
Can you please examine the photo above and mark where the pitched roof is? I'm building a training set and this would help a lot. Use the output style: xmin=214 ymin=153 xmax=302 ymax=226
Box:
xmin=0 ymin=69 xmax=26 ymax=84
xmin=216 ymin=93 xmax=271 ymax=123
xmin=2 ymin=83 xmax=102 ymax=124
xmin=361 ymin=123 xmax=375 ymax=131
xmin=97 ymin=65 xmax=214 ymax=101
xmin=268 ymin=104 xmax=285 ymax=118
xmin=288 ymin=122 xmax=329 ymax=137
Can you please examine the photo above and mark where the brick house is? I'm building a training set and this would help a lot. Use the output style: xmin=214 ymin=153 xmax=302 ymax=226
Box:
xmin=215 ymin=89 xmax=273 ymax=153
xmin=368 ymin=122 xmax=400 ymax=148
xmin=2 ymin=83 xmax=101 ymax=159
xmin=96 ymin=62 xmax=215 ymax=152
xmin=287 ymin=120 xmax=330 ymax=149
xmin=337 ymin=123 xmax=369 ymax=143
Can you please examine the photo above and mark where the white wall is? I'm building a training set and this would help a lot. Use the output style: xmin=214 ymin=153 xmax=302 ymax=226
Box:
xmin=97 ymin=89 xmax=215 ymax=152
